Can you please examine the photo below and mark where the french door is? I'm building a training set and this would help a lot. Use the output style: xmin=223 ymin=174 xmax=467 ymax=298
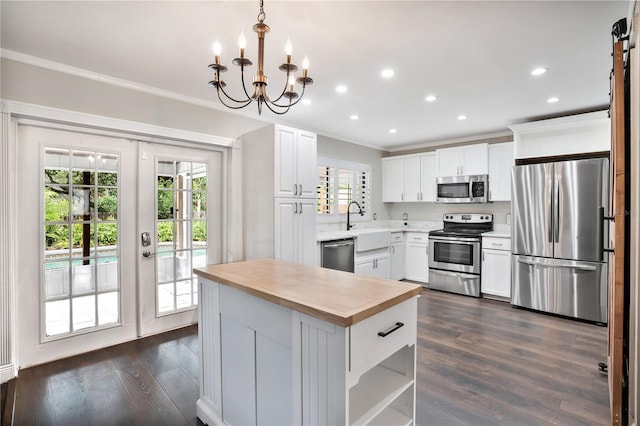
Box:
xmin=137 ymin=141 xmax=222 ymax=336
xmin=16 ymin=124 xmax=223 ymax=367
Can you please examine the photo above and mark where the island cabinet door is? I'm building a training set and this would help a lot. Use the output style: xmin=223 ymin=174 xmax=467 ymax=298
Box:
xmin=219 ymin=285 xmax=294 ymax=426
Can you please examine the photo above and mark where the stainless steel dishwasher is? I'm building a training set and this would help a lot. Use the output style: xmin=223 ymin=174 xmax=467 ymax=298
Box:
xmin=321 ymin=238 xmax=355 ymax=273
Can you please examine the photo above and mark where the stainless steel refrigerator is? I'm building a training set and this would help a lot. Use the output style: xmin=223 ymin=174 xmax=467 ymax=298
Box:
xmin=511 ymin=158 xmax=609 ymax=323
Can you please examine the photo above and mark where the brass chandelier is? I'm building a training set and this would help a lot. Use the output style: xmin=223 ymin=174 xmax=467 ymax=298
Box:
xmin=208 ymin=0 xmax=313 ymax=115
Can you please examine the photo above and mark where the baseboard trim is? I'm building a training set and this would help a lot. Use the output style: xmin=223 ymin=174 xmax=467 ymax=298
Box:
xmin=0 ymin=363 xmax=17 ymax=384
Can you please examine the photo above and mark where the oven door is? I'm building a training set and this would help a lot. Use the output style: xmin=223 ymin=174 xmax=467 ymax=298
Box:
xmin=428 ymin=236 xmax=480 ymax=274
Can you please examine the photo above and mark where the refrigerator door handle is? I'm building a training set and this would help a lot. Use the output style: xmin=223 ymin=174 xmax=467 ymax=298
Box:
xmin=548 ymin=178 xmax=555 ymax=244
xmin=554 ymin=178 xmax=560 ymax=243
xmin=517 ymin=258 xmax=597 ymax=271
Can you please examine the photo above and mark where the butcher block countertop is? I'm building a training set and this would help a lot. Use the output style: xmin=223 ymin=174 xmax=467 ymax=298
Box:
xmin=194 ymin=258 xmax=422 ymax=327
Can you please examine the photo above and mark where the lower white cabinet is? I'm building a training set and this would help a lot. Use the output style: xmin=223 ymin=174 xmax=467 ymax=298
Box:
xmin=404 ymin=233 xmax=429 ymax=283
xmin=390 ymin=232 xmax=405 ymax=280
xmin=197 ymin=278 xmax=418 ymax=425
xmin=355 ymin=250 xmax=390 ymax=279
xmin=481 ymin=236 xmax=512 ymax=298
xmin=275 ymin=198 xmax=317 ymax=266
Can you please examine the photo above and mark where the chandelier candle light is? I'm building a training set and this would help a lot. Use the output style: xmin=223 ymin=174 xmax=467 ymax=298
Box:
xmin=208 ymin=0 xmax=313 ymax=115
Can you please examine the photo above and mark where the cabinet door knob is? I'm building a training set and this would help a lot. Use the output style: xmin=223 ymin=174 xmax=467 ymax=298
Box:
xmin=298 ymin=184 xmax=303 ymax=195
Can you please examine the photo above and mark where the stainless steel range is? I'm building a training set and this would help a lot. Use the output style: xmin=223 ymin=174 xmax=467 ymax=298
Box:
xmin=428 ymin=213 xmax=493 ymax=297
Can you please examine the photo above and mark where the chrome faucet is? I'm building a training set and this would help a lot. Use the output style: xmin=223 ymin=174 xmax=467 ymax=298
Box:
xmin=346 ymin=201 xmax=364 ymax=230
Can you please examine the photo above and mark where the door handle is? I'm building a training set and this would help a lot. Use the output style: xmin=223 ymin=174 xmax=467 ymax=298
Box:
xmin=294 ymin=202 xmax=298 ymax=214
xmin=323 ymin=242 xmax=353 ymax=249
xmin=600 ymin=207 xmax=615 ymax=259
xmin=142 ymin=250 xmax=156 ymax=258
xmin=293 ymin=184 xmax=298 ymax=196
xmin=298 ymin=184 xmax=302 ymax=195
xmin=298 ymin=202 xmax=302 ymax=214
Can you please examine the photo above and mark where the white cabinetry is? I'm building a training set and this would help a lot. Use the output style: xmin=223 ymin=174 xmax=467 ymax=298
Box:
xmin=509 ymin=111 xmax=610 ymax=159
xmin=390 ymin=232 xmax=405 ymax=280
xmin=488 ymin=142 xmax=514 ymax=201
xmin=437 ymin=143 xmax=488 ymax=176
xmin=275 ymin=199 xmax=317 ymax=265
xmin=382 ymin=153 xmax=438 ymax=202
xmin=355 ymin=249 xmax=390 ymax=279
xmin=481 ymin=236 xmax=512 ymax=299
xmin=404 ymin=233 xmax=429 ymax=283
xmin=274 ymin=125 xmax=317 ymax=199
xmin=242 ymin=124 xmax=317 ymax=264
xmin=382 ymin=157 xmax=405 ymax=202
xmin=420 ymin=153 xmax=438 ymax=201
xmin=197 ymin=277 xmax=418 ymax=426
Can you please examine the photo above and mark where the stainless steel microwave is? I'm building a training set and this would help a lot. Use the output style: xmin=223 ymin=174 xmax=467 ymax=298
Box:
xmin=436 ymin=174 xmax=489 ymax=203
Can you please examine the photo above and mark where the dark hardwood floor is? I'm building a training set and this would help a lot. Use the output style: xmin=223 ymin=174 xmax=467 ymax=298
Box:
xmin=8 ymin=289 xmax=609 ymax=425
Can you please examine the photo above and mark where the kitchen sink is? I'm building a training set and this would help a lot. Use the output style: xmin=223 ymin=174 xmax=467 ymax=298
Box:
xmin=351 ymin=230 xmax=391 ymax=252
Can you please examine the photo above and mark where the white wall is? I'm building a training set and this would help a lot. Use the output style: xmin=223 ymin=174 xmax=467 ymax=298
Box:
xmin=0 ymin=58 xmax=267 ymax=139
xmin=387 ymin=201 xmax=512 ymax=225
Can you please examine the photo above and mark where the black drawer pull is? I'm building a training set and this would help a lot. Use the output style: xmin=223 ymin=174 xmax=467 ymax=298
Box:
xmin=377 ymin=322 xmax=404 ymax=337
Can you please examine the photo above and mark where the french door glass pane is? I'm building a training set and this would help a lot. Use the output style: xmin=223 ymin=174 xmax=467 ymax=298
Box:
xmin=97 ymin=291 xmax=119 ymax=325
xmin=45 ymin=299 xmax=70 ymax=336
xmin=72 ymin=258 xmax=96 ymax=294
xmin=42 ymin=147 xmax=120 ymax=338
xmin=72 ymin=295 xmax=96 ymax=331
xmin=155 ymin=159 xmax=206 ymax=315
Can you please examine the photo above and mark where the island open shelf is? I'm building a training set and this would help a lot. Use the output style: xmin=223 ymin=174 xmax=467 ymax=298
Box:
xmin=194 ymin=258 xmax=422 ymax=425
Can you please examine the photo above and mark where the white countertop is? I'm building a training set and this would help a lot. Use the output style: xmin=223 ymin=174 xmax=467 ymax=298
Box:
xmin=482 ymin=230 xmax=511 ymax=238
xmin=317 ymin=227 xmax=434 ymax=242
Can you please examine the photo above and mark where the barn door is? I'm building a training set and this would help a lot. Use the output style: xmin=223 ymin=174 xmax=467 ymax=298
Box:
xmin=608 ymin=37 xmax=629 ymax=425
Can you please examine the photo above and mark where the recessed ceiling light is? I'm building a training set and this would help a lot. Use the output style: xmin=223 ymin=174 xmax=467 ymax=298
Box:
xmin=301 ymin=99 xmax=311 ymax=106
xmin=389 ymin=128 xmax=397 ymax=134
xmin=425 ymin=95 xmax=437 ymax=102
xmin=547 ymin=97 xmax=559 ymax=103
xmin=531 ymin=67 xmax=547 ymax=76
xmin=335 ymin=85 xmax=348 ymax=94
xmin=381 ymin=68 xmax=395 ymax=79
xmin=350 ymin=114 xmax=359 ymax=120
xmin=457 ymin=115 xmax=467 ymax=121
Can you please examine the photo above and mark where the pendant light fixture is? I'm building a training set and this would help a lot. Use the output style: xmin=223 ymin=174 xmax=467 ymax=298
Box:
xmin=208 ymin=0 xmax=313 ymax=115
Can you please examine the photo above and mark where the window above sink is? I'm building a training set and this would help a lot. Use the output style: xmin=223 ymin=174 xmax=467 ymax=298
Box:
xmin=317 ymin=157 xmax=371 ymax=224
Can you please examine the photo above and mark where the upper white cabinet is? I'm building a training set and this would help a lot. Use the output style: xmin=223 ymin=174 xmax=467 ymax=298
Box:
xmin=509 ymin=111 xmax=610 ymax=159
xmin=488 ymin=142 xmax=515 ymax=201
xmin=436 ymin=143 xmax=488 ymax=177
xmin=420 ymin=153 xmax=438 ymax=201
xmin=273 ymin=125 xmax=317 ymax=199
xmin=241 ymin=124 xmax=317 ymax=263
xmin=382 ymin=157 xmax=405 ymax=202
xmin=382 ymin=153 xmax=438 ymax=202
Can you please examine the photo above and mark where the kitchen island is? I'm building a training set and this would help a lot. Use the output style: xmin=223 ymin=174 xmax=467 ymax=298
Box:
xmin=194 ymin=258 xmax=422 ymax=426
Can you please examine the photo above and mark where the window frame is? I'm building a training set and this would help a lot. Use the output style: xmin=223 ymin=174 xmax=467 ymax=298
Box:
xmin=317 ymin=156 xmax=372 ymax=224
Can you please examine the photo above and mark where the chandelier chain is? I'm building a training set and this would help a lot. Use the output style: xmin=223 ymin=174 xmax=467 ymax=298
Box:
xmin=257 ymin=0 xmax=266 ymax=23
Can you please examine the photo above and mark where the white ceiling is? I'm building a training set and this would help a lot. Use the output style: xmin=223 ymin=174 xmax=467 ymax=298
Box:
xmin=0 ymin=1 xmax=633 ymax=150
